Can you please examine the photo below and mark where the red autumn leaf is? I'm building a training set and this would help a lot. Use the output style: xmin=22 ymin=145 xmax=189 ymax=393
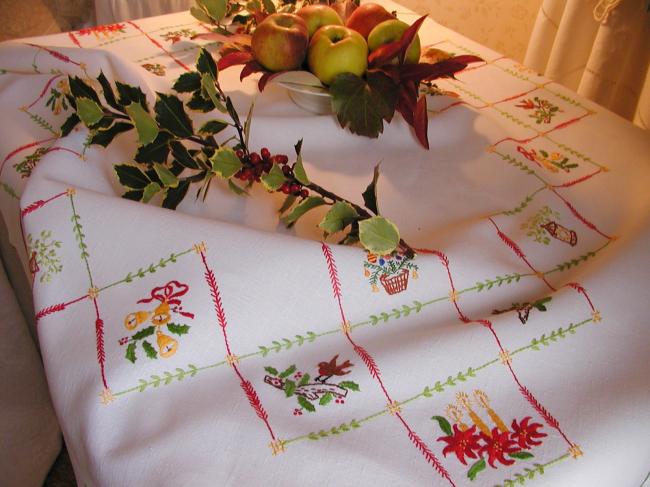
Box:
xmin=448 ymin=54 xmax=483 ymax=65
xmin=368 ymin=15 xmax=427 ymax=67
xmin=413 ymin=94 xmax=429 ymax=149
xmin=258 ymin=71 xmax=285 ymax=91
xmin=240 ymin=60 xmax=264 ymax=81
xmin=396 ymin=81 xmax=417 ymax=125
xmin=217 ymin=50 xmax=254 ymax=71
xmin=191 ymin=32 xmax=252 ymax=45
xmin=399 ymin=57 xmax=482 ymax=83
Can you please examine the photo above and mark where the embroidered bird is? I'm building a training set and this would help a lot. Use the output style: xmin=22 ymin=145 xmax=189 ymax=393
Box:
xmin=315 ymin=355 xmax=353 ymax=383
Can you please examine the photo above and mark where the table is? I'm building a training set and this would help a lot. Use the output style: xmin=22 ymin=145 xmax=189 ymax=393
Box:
xmin=1 ymin=2 xmax=649 ymax=486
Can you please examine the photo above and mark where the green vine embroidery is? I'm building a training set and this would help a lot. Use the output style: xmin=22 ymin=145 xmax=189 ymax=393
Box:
xmin=27 ymin=230 xmax=62 ymax=283
xmin=495 ymin=453 xmax=570 ymax=487
xmin=521 ymin=206 xmax=560 ymax=245
xmin=13 ymin=147 xmax=49 ymax=178
xmin=0 ymin=181 xmax=19 ymax=199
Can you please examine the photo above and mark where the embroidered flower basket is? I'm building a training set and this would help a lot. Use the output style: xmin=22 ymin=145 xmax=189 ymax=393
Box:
xmin=380 ymin=269 xmax=409 ymax=295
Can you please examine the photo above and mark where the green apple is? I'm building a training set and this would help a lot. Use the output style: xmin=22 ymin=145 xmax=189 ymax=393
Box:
xmin=307 ymin=25 xmax=368 ymax=85
xmin=368 ymin=19 xmax=421 ymax=64
xmin=345 ymin=2 xmax=394 ymax=39
xmin=296 ymin=5 xmax=343 ymax=38
xmin=251 ymin=13 xmax=309 ymax=72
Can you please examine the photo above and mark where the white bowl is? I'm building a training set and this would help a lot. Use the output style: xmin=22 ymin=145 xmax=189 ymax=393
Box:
xmin=270 ymin=71 xmax=333 ymax=115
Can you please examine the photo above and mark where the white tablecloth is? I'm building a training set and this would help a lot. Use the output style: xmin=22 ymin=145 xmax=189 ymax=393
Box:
xmin=1 ymin=1 xmax=649 ymax=485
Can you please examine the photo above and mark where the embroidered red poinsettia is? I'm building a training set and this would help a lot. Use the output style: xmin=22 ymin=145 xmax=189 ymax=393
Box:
xmin=478 ymin=427 xmax=521 ymax=468
xmin=515 ymin=99 xmax=536 ymax=110
xmin=437 ymin=424 xmax=482 ymax=465
xmin=510 ymin=416 xmax=547 ymax=449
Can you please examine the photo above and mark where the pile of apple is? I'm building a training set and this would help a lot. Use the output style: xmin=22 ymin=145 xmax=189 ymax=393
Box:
xmin=250 ymin=3 xmax=421 ymax=85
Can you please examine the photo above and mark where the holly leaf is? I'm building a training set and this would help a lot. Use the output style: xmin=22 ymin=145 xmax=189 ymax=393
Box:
xmin=293 ymin=156 xmax=310 ymax=185
xmin=142 ymin=340 xmax=158 ymax=359
xmin=167 ymin=322 xmax=190 ymax=335
xmin=90 ymin=121 xmax=133 ymax=147
xmin=260 ymin=163 xmax=286 ymax=191
xmin=319 ymin=201 xmax=359 ymax=235
xmin=97 ymin=71 xmax=121 ymax=110
xmin=284 ymin=379 xmax=296 ymax=397
xmin=227 ymin=179 xmax=249 ymax=196
xmin=135 ymin=131 xmax=173 ymax=164
xmin=431 ymin=415 xmax=452 ymax=436
xmin=122 ymin=189 xmax=144 ymax=201
xmin=196 ymin=47 xmax=218 ymax=79
xmin=330 ymin=71 xmax=398 ymax=138
xmin=162 ymin=180 xmax=190 ymax=209
xmin=298 ymin=373 xmax=310 ymax=386
xmin=200 ymin=73 xmax=227 ymax=112
xmin=114 ymin=164 xmax=150 ymax=189
xmin=264 ymin=366 xmax=278 ymax=375
xmin=362 ymin=163 xmax=381 ymax=215
xmin=298 ymin=395 xmax=316 ymax=412
xmin=467 ymin=458 xmax=486 ymax=481
xmin=153 ymin=163 xmax=179 ymax=188
xmin=279 ymin=365 xmax=296 ymax=378
xmin=319 ymin=392 xmax=333 ymax=406
xmin=282 ymin=196 xmax=327 ymax=226
xmin=69 ymin=76 xmax=101 ymax=104
xmin=210 ymin=147 xmax=242 ymax=179
xmin=338 ymin=381 xmax=360 ymax=392
xmin=278 ymin=194 xmax=297 ymax=215
xmin=200 ymin=0 xmax=227 ymax=21
xmin=142 ymin=182 xmax=162 ymax=203
xmin=173 ymin=71 xmax=202 ymax=93
xmin=125 ymin=102 xmax=159 ymax=146
xmin=190 ymin=5 xmax=212 ymax=22
xmin=131 ymin=326 xmax=156 ymax=341
xmin=198 ymin=119 xmax=229 ymax=135
xmin=509 ymin=451 xmax=534 ymax=460
xmin=154 ymin=93 xmax=193 ymax=138
xmin=125 ymin=342 xmax=137 ymax=363
xmin=76 ymin=97 xmax=104 ymax=127
xmin=359 ymin=216 xmax=400 ymax=254
xmin=115 ymin=81 xmax=148 ymax=109
xmin=170 ymin=140 xmax=200 ymax=169
xmin=60 ymin=113 xmax=80 ymax=137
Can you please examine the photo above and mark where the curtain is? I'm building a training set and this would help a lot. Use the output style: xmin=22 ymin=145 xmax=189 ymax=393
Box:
xmin=524 ymin=0 xmax=650 ymax=130
xmin=94 ymin=0 xmax=194 ymax=24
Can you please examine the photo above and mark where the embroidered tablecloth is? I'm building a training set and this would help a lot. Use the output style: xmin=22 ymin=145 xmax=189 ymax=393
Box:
xmin=1 ymin=1 xmax=649 ymax=486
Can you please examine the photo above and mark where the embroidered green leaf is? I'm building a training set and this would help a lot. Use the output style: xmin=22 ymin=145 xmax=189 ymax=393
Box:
xmin=198 ymin=119 xmax=229 ymax=135
xmin=167 ymin=322 xmax=190 ymax=335
xmin=532 ymin=296 xmax=552 ymax=312
xmin=319 ymin=392 xmax=333 ymax=406
xmin=319 ymin=201 xmax=359 ymax=235
xmin=467 ymin=458 xmax=486 ymax=481
xmin=155 ymin=93 xmax=193 ymax=138
xmin=125 ymin=342 xmax=137 ymax=363
xmin=362 ymin=163 xmax=381 ymax=215
xmin=142 ymin=340 xmax=158 ymax=359
xmin=125 ymin=102 xmax=159 ymax=146
xmin=153 ymin=164 xmax=179 ymax=188
xmin=264 ymin=366 xmax=278 ymax=376
xmin=173 ymin=71 xmax=202 ymax=93
xmin=282 ymin=196 xmax=327 ymax=225
xmin=284 ymin=379 xmax=296 ymax=397
xmin=142 ymin=182 xmax=162 ymax=203
xmin=431 ymin=415 xmax=452 ymax=436
xmin=279 ymin=365 xmax=296 ymax=378
xmin=509 ymin=451 xmax=534 ymax=460
xmin=76 ymin=97 xmax=104 ymax=127
xmin=131 ymin=326 xmax=155 ymax=341
xmin=260 ymin=163 xmax=287 ymax=191
xmin=293 ymin=155 xmax=310 ymax=186
xmin=338 ymin=381 xmax=360 ymax=392
xmin=298 ymin=395 xmax=316 ymax=412
xmin=359 ymin=216 xmax=400 ymax=254
xmin=210 ymin=147 xmax=242 ymax=179
xmin=298 ymin=373 xmax=310 ymax=386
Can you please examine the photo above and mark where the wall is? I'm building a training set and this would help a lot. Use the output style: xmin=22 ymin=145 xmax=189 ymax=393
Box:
xmin=395 ymin=0 xmax=544 ymax=62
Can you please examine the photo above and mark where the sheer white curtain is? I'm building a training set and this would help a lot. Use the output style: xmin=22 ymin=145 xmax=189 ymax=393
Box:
xmin=95 ymin=0 xmax=194 ymax=24
xmin=524 ymin=0 xmax=650 ymax=129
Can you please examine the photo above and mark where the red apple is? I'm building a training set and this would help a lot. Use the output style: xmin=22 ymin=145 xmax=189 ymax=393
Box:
xmin=307 ymin=25 xmax=368 ymax=85
xmin=368 ymin=19 xmax=421 ymax=64
xmin=251 ymin=13 xmax=309 ymax=72
xmin=296 ymin=5 xmax=343 ymax=38
xmin=345 ymin=2 xmax=394 ymax=39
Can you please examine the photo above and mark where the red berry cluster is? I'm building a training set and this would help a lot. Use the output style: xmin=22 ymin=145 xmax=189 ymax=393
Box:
xmin=233 ymin=147 xmax=309 ymax=198
xmin=293 ymin=408 xmax=303 ymax=416
xmin=335 ymin=398 xmax=345 ymax=405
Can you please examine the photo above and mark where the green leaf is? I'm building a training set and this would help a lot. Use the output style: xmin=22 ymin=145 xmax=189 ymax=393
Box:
xmin=135 ymin=131 xmax=173 ymax=164
xmin=362 ymin=163 xmax=381 ymax=215
xmin=131 ymin=326 xmax=155 ymax=341
xmin=60 ymin=113 xmax=80 ymax=137
xmin=170 ymin=141 xmax=200 ymax=169
xmin=298 ymin=373 xmax=310 ymax=386
xmin=142 ymin=340 xmax=158 ymax=359
xmin=210 ymin=147 xmax=242 ymax=179
xmin=200 ymin=73 xmax=226 ymax=112
xmin=155 ymin=93 xmax=193 ymax=138
xmin=115 ymin=81 xmax=148 ymax=109
xmin=162 ymin=180 xmax=190 ymax=209
xmin=125 ymin=102 xmax=159 ymax=146
xmin=200 ymin=0 xmax=227 ymax=21
xmin=282 ymin=196 xmax=327 ymax=225
xmin=467 ymin=458 xmax=486 ymax=481
xmin=114 ymin=164 xmax=150 ymax=189
xmin=338 ymin=381 xmax=360 ymax=392
xmin=279 ymin=194 xmax=297 ymax=215
xmin=264 ymin=366 xmax=278 ymax=375
xmin=319 ymin=392 xmax=333 ymax=406
xmin=227 ymin=179 xmax=248 ymax=196
xmin=294 ymin=157 xmax=310 ymax=186
xmin=142 ymin=182 xmax=162 ymax=203
xmin=190 ymin=5 xmax=212 ymax=22
xmin=330 ymin=71 xmax=398 ymax=138
xmin=153 ymin=164 xmax=179 ymax=188
xmin=319 ymin=201 xmax=359 ymax=235
xmin=197 ymin=48 xmax=218 ymax=80
xmin=167 ymin=322 xmax=190 ymax=335
xmin=262 ymin=0 xmax=276 ymax=13
xmin=279 ymin=365 xmax=297 ymax=378
xmin=187 ymin=91 xmax=215 ymax=112
xmin=198 ymin=119 xmax=228 ymax=135
xmin=173 ymin=71 xmax=202 ymax=93
xmin=122 ymin=189 xmax=144 ymax=201
xmin=90 ymin=121 xmax=133 ymax=147
xmin=76 ymin=97 xmax=104 ymax=127
xmin=509 ymin=451 xmax=534 ymax=460
xmin=359 ymin=216 xmax=400 ymax=254
xmin=298 ymin=395 xmax=316 ymax=412
xmin=284 ymin=379 xmax=296 ymax=397
xmin=69 ymin=76 xmax=101 ymax=104
xmin=260 ymin=163 xmax=286 ymax=191
xmin=431 ymin=415 xmax=452 ymax=436
xmin=125 ymin=342 xmax=137 ymax=363
xmin=97 ymin=71 xmax=121 ymax=110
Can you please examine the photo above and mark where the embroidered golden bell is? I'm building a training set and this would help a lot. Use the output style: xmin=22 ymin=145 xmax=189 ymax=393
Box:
xmin=156 ymin=330 xmax=178 ymax=358
xmin=124 ymin=311 xmax=150 ymax=330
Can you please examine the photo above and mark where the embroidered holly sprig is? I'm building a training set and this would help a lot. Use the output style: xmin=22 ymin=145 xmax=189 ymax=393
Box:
xmin=62 ymin=48 xmax=416 ymax=257
xmin=120 ymin=322 xmax=191 ymax=363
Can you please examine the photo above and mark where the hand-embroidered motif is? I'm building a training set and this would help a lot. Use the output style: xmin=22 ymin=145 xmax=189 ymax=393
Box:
xmin=516 ymin=146 xmax=578 ymax=173
xmin=77 ymin=24 xmax=126 ymax=39
xmin=119 ymin=280 xmax=194 ymax=362
xmin=433 ymin=390 xmax=547 ymax=481
xmin=515 ymin=97 xmax=561 ymax=124
xmin=14 ymin=147 xmax=49 ymax=178
xmin=26 ymin=230 xmax=62 ymax=283
xmin=141 ymin=63 xmax=166 ymax=76
xmin=521 ymin=206 xmax=577 ymax=246
xmin=161 ymin=29 xmax=197 ymax=44
xmin=364 ymin=251 xmax=418 ymax=295
xmin=492 ymin=297 xmax=552 ymax=324
xmin=263 ymin=356 xmax=360 ymax=414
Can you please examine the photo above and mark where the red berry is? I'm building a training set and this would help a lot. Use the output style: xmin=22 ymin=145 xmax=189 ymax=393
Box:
xmin=241 ymin=168 xmax=252 ymax=180
xmin=277 ymin=154 xmax=289 ymax=165
xmin=261 ymin=148 xmax=270 ymax=159
xmin=290 ymin=184 xmax=301 ymax=194
xmin=281 ymin=184 xmax=290 ymax=194
xmin=235 ymin=149 xmax=244 ymax=159
xmin=250 ymin=152 xmax=261 ymax=165
xmin=300 ymin=189 xmax=309 ymax=198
